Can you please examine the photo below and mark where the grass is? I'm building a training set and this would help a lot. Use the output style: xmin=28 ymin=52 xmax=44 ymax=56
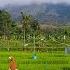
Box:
xmin=0 ymin=51 xmax=70 ymax=70
xmin=0 ymin=39 xmax=70 ymax=70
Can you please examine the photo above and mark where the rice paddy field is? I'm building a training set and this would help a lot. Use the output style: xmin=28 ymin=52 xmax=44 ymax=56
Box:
xmin=0 ymin=39 xmax=70 ymax=70
xmin=0 ymin=51 xmax=70 ymax=70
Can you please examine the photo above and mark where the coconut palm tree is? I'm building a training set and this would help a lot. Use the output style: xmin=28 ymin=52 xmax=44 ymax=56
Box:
xmin=21 ymin=12 xmax=32 ymax=48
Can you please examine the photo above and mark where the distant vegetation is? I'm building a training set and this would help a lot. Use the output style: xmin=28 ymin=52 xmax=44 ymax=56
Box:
xmin=0 ymin=10 xmax=70 ymax=50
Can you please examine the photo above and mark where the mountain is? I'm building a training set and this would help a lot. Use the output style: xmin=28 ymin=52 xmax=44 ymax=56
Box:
xmin=1 ymin=3 xmax=70 ymax=24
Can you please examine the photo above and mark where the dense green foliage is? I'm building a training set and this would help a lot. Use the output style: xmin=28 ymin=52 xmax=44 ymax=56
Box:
xmin=0 ymin=10 xmax=12 ymax=37
xmin=0 ymin=10 xmax=70 ymax=49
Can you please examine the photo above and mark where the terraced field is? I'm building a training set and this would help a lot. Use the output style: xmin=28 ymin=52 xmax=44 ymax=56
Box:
xmin=0 ymin=51 xmax=70 ymax=70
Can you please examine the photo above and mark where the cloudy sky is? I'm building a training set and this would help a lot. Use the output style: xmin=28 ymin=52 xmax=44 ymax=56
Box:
xmin=0 ymin=0 xmax=70 ymax=7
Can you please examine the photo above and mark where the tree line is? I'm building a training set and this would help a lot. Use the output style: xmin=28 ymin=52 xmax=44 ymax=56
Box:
xmin=0 ymin=10 xmax=70 ymax=42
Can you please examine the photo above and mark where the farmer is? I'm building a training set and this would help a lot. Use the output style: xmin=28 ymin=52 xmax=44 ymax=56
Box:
xmin=8 ymin=56 xmax=18 ymax=70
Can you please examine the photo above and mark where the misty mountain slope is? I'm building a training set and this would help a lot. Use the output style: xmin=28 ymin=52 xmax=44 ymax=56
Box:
xmin=2 ymin=3 xmax=70 ymax=23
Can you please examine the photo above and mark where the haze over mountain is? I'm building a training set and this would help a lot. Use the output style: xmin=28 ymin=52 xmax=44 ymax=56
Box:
xmin=1 ymin=3 xmax=70 ymax=24
xmin=0 ymin=0 xmax=70 ymax=7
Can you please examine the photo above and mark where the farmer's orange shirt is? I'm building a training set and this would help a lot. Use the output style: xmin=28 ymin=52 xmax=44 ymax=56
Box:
xmin=9 ymin=61 xmax=17 ymax=70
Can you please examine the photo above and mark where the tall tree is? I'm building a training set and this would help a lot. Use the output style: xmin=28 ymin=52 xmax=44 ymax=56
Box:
xmin=30 ymin=19 xmax=40 ymax=51
xmin=21 ymin=12 xmax=32 ymax=46
xmin=0 ymin=10 xmax=12 ymax=39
